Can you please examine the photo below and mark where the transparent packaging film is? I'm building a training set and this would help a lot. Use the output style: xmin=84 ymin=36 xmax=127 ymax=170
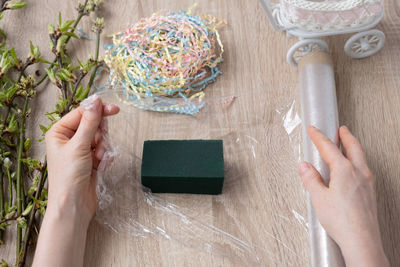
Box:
xmin=92 ymin=89 xmax=309 ymax=265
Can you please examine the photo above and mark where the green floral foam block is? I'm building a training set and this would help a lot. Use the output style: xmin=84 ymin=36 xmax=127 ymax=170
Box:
xmin=141 ymin=140 xmax=224 ymax=195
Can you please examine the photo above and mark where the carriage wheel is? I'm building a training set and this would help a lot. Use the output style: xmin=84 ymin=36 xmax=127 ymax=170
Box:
xmin=287 ymin=39 xmax=329 ymax=67
xmin=344 ymin=29 xmax=385 ymax=59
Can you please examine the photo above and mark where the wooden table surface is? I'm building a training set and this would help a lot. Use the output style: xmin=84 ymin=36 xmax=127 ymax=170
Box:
xmin=1 ymin=0 xmax=399 ymax=266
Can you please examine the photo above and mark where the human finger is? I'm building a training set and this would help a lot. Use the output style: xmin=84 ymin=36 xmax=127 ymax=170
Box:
xmin=103 ymin=103 xmax=119 ymax=116
xmin=308 ymin=126 xmax=345 ymax=167
xmin=298 ymin=162 xmax=328 ymax=198
xmin=72 ymin=96 xmax=103 ymax=146
xmin=339 ymin=126 xmax=370 ymax=172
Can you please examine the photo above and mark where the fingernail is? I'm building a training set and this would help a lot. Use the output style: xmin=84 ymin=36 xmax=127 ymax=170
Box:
xmin=104 ymin=103 xmax=115 ymax=113
xmin=297 ymin=162 xmax=310 ymax=175
xmin=81 ymin=95 xmax=100 ymax=111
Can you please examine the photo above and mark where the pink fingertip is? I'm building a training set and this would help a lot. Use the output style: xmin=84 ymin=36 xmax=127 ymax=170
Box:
xmin=104 ymin=104 xmax=120 ymax=115
xmin=96 ymin=146 xmax=106 ymax=161
xmin=297 ymin=162 xmax=310 ymax=175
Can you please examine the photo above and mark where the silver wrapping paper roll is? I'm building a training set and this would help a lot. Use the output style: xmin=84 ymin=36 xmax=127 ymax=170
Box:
xmin=298 ymin=52 xmax=345 ymax=267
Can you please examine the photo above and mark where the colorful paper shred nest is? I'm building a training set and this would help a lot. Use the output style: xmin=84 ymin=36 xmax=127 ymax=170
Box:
xmin=104 ymin=8 xmax=225 ymax=114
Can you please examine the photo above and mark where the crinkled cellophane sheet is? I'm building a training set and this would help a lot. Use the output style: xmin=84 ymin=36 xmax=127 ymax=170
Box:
xmin=93 ymin=90 xmax=306 ymax=266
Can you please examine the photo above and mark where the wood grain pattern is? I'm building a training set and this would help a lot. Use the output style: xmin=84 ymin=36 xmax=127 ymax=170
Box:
xmin=0 ymin=0 xmax=399 ymax=266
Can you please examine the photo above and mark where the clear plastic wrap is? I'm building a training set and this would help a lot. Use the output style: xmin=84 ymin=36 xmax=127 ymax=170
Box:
xmin=92 ymin=89 xmax=308 ymax=265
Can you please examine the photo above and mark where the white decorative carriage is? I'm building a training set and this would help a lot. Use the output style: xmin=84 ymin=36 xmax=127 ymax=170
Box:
xmin=260 ymin=0 xmax=385 ymax=66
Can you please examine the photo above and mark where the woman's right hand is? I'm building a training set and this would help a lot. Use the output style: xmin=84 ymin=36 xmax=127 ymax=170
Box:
xmin=297 ymin=125 xmax=389 ymax=267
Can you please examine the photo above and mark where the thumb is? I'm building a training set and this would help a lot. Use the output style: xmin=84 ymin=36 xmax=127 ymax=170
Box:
xmin=72 ymin=95 xmax=103 ymax=146
xmin=297 ymin=162 xmax=327 ymax=199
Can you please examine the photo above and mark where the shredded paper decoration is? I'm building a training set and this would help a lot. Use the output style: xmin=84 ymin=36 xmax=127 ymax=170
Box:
xmin=104 ymin=8 xmax=225 ymax=114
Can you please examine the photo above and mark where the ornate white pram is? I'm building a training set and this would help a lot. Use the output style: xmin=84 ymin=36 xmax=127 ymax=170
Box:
xmin=260 ymin=0 xmax=385 ymax=65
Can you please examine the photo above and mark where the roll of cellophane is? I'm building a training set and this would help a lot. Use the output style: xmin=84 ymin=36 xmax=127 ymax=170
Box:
xmin=298 ymin=52 xmax=345 ymax=267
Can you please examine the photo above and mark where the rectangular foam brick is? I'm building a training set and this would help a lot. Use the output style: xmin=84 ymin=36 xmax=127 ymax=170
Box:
xmin=141 ymin=140 xmax=224 ymax=194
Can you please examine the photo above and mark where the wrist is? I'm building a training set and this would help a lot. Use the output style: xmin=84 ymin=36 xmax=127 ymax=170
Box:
xmin=339 ymin=232 xmax=389 ymax=267
xmin=46 ymin=193 xmax=92 ymax=230
xmin=34 ymin=194 xmax=90 ymax=267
